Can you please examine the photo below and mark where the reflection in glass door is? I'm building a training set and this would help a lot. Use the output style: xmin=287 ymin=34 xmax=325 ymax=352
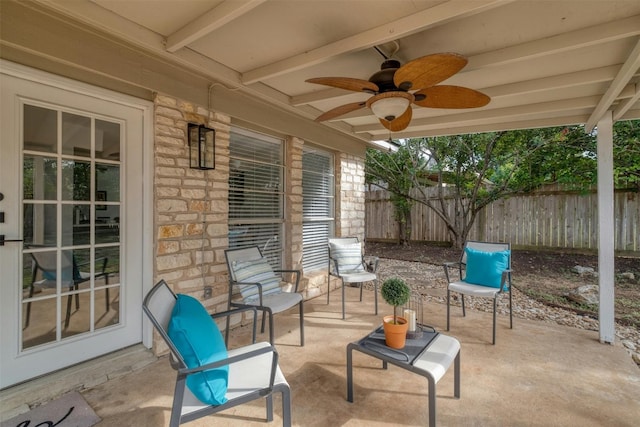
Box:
xmin=21 ymin=104 xmax=122 ymax=349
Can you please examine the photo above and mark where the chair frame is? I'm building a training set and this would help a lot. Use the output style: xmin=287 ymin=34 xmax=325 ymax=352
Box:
xmin=143 ymin=280 xmax=292 ymax=427
xmin=224 ymin=246 xmax=304 ymax=346
xmin=25 ymin=249 xmax=110 ymax=328
xmin=443 ymin=241 xmax=513 ymax=344
xmin=327 ymin=237 xmax=379 ymax=319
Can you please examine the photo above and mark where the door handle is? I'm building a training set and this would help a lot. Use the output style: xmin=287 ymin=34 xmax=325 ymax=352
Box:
xmin=0 ymin=235 xmax=23 ymax=246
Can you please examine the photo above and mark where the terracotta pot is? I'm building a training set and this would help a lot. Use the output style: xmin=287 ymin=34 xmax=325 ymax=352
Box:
xmin=382 ymin=315 xmax=409 ymax=349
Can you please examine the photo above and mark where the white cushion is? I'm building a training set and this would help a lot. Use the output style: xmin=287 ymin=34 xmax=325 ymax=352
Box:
xmin=449 ymin=280 xmax=501 ymax=298
xmin=413 ymin=335 xmax=460 ymax=383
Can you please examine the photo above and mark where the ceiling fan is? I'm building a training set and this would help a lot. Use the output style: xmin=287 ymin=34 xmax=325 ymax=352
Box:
xmin=306 ymin=52 xmax=490 ymax=132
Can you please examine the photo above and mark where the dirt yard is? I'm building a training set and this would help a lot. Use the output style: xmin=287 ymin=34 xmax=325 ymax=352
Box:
xmin=365 ymin=241 xmax=640 ymax=328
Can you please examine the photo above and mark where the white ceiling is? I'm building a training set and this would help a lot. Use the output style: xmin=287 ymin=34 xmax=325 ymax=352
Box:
xmin=38 ymin=0 xmax=640 ymax=142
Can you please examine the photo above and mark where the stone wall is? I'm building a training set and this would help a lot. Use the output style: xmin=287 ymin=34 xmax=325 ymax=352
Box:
xmin=337 ymin=153 xmax=366 ymax=240
xmin=152 ymin=94 xmax=366 ymax=352
xmin=153 ymin=94 xmax=231 ymax=352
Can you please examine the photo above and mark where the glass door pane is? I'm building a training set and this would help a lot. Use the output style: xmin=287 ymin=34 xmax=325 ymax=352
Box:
xmin=21 ymin=103 xmax=122 ymax=350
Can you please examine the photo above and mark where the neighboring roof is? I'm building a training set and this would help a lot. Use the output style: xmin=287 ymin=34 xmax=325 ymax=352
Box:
xmin=15 ymin=0 xmax=640 ymax=141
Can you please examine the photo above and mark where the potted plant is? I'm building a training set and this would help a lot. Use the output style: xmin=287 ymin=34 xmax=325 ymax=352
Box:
xmin=380 ymin=277 xmax=411 ymax=349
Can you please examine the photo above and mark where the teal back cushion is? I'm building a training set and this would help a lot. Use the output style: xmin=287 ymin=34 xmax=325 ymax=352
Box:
xmin=232 ymin=258 xmax=281 ymax=301
xmin=464 ymin=247 xmax=510 ymax=288
xmin=168 ymin=294 xmax=228 ymax=405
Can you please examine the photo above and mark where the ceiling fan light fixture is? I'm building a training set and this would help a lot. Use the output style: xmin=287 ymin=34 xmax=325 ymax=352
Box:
xmin=366 ymin=91 xmax=413 ymax=121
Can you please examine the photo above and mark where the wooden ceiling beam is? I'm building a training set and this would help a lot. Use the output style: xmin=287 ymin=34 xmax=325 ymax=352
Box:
xmin=291 ymin=13 xmax=640 ymax=105
xmin=241 ymin=0 xmax=510 ymax=84
xmin=586 ymin=37 xmax=640 ymax=131
xmin=165 ymin=0 xmax=267 ymax=52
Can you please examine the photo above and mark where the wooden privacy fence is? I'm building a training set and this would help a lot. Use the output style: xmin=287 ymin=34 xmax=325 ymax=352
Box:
xmin=365 ymin=187 xmax=639 ymax=253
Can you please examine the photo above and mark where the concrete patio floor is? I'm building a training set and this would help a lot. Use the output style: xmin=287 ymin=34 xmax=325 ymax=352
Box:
xmin=81 ymin=286 xmax=640 ymax=427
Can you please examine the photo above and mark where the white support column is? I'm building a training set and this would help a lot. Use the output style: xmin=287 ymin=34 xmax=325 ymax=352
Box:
xmin=596 ymin=111 xmax=615 ymax=344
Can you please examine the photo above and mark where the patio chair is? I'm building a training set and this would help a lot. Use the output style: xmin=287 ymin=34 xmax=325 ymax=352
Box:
xmin=443 ymin=241 xmax=513 ymax=344
xmin=224 ymin=246 xmax=304 ymax=346
xmin=25 ymin=250 xmax=110 ymax=328
xmin=143 ymin=280 xmax=292 ymax=427
xmin=327 ymin=237 xmax=379 ymax=319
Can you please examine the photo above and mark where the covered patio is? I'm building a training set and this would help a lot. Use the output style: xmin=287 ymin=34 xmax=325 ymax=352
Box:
xmin=5 ymin=285 xmax=638 ymax=426
xmin=1 ymin=0 xmax=639 ymax=421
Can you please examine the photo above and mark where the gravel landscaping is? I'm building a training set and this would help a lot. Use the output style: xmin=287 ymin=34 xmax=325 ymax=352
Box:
xmin=365 ymin=242 xmax=640 ymax=367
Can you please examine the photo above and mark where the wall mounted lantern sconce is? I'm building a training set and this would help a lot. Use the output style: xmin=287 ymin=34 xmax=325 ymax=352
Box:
xmin=188 ymin=123 xmax=215 ymax=170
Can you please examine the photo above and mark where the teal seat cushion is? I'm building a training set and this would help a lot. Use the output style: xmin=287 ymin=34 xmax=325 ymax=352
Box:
xmin=233 ymin=258 xmax=282 ymax=301
xmin=464 ymin=247 xmax=510 ymax=288
xmin=330 ymin=242 xmax=365 ymax=274
xmin=168 ymin=294 xmax=228 ymax=405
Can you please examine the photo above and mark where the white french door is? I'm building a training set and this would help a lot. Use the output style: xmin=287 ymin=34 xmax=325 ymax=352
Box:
xmin=0 ymin=62 xmax=149 ymax=388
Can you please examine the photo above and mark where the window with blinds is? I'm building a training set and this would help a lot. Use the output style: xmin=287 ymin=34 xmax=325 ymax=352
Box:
xmin=302 ymin=145 xmax=334 ymax=272
xmin=228 ymin=128 xmax=284 ymax=267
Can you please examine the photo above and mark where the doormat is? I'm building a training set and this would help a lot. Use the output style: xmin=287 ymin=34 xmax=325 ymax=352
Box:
xmin=1 ymin=391 xmax=100 ymax=427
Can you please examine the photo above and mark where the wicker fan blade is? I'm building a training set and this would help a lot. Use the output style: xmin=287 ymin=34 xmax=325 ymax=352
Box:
xmin=413 ymin=85 xmax=490 ymax=109
xmin=379 ymin=106 xmax=412 ymax=132
xmin=306 ymin=77 xmax=379 ymax=93
xmin=315 ymin=102 xmax=367 ymax=122
xmin=394 ymin=53 xmax=467 ymax=91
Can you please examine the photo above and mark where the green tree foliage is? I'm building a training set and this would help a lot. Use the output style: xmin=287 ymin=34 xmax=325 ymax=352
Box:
xmin=365 ymin=120 xmax=639 ymax=249
xmin=366 ymin=144 xmax=421 ymax=245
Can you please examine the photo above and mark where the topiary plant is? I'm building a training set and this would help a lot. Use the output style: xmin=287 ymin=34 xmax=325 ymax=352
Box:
xmin=381 ymin=277 xmax=411 ymax=324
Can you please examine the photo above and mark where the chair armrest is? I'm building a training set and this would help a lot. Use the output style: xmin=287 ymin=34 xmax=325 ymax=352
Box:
xmin=443 ymin=261 xmax=462 ymax=283
xmin=231 ymin=281 xmax=266 ymax=304
xmin=328 ymin=256 xmax=340 ymax=276
xmin=273 ymin=269 xmax=301 ymax=292
xmin=364 ymin=256 xmax=379 ymax=273
xmin=500 ymin=269 xmax=514 ymax=291
xmin=179 ymin=343 xmax=279 ymax=391
xmin=211 ymin=306 xmax=258 ymax=344
xmin=76 ymin=257 xmax=108 ymax=272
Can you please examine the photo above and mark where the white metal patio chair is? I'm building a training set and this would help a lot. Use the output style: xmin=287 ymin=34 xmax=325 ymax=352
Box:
xmin=443 ymin=241 xmax=513 ymax=344
xmin=225 ymin=246 xmax=304 ymax=346
xmin=142 ymin=280 xmax=292 ymax=427
xmin=25 ymin=249 xmax=110 ymax=328
xmin=327 ymin=237 xmax=379 ymax=319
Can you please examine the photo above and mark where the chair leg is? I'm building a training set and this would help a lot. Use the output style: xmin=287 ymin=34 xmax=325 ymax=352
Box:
xmin=225 ymin=302 xmax=232 ymax=347
xmin=170 ymin=377 xmax=187 ymax=427
xmin=281 ymin=385 xmax=292 ymax=427
xmin=374 ymin=279 xmax=378 ymax=316
xmin=327 ymin=274 xmax=331 ymax=305
xmin=461 ymin=294 xmax=466 ymax=317
xmin=492 ymin=298 xmax=497 ymax=345
xmin=261 ymin=311 xmax=267 ymax=334
xmin=25 ymin=280 xmax=36 ymax=328
xmin=359 ymin=282 xmax=363 ymax=302
xmin=341 ymin=280 xmax=346 ymax=320
xmin=105 ymin=274 xmax=110 ymax=312
xmin=509 ymin=288 xmax=513 ymax=329
xmin=65 ymin=293 xmax=73 ymax=328
xmin=446 ymin=289 xmax=450 ymax=331
xmin=299 ymin=300 xmax=305 ymax=346
xmin=266 ymin=309 xmax=275 ymax=344
xmin=266 ymin=394 xmax=274 ymax=422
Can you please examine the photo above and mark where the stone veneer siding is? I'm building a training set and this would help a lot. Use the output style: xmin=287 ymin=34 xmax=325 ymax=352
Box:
xmin=153 ymin=94 xmax=231 ymax=353
xmin=152 ymin=94 xmax=366 ymax=352
xmin=323 ymin=152 xmax=367 ymax=296
xmin=337 ymin=153 xmax=366 ymax=239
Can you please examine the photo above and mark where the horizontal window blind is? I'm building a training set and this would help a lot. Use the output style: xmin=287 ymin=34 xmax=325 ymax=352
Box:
xmin=302 ymin=146 xmax=334 ymax=272
xmin=229 ymin=128 xmax=284 ymax=268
